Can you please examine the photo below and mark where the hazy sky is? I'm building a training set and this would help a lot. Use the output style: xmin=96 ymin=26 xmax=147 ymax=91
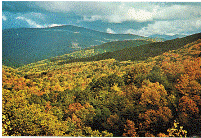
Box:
xmin=2 ymin=1 xmax=201 ymax=36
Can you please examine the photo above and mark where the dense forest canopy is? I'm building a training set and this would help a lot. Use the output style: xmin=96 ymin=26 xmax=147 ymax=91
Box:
xmin=2 ymin=34 xmax=201 ymax=136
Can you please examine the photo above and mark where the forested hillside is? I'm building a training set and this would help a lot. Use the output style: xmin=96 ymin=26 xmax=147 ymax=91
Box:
xmin=2 ymin=35 xmax=201 ymax=136
xmin=62 ymin=33 xmax=201 ymax=64
xmin=49 ymin=39 xmax=154 ymax=63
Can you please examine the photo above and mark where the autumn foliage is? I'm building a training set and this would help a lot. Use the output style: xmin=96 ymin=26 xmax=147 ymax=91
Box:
xmin=2 ymin=39 xmax=201 ymax=136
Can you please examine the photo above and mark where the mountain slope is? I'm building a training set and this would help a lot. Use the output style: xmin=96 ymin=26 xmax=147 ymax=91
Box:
xmin=60 ymin=33 xmax=201 ymax=64
xmin=2 ymin=25 xmax=144 ymax=67
xmin=49 ymin=39 xmax=154 ymax=62
xmin=3 ymin=37 xmax=201 ymax=137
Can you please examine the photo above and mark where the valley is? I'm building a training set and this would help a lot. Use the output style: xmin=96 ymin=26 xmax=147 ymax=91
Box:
xmin=2 ymin=29 xmax=201 ymax=136
xmin=3 ymin=1 xmax=201 ymax=137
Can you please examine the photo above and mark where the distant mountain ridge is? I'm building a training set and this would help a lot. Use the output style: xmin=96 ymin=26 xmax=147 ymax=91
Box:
xmin=149 ymin=34 xmax=187 ymax=40
xmin=2 ymin=25 xmax=145 ymax=67
xmin=58 ymin=33 xmax=201 ymax=64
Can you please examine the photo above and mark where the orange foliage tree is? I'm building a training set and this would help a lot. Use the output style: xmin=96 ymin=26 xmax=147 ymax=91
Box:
xmin=138 ymin=80 xmax=173 ymax=135
xmin=122 ymin=120 xmax=138 ymax=137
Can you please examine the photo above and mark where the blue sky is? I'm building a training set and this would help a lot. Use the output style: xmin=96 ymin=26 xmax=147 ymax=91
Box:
xmin=2 ymin=1 xmax=201 ymax=37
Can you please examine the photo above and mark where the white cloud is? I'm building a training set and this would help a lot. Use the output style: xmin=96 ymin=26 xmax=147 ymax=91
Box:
xmin=82 ymin=3 xmax=156 ymax=23
xmin=83 ymin=15 xmax=103 ymax=22
xmin=124 ymin=19 xmax=201 ymax=37
xmin=105 ymin=15 xmax=124 ymax=23
xmin=124 ymin=29 xmax=136 ymax=35
xmin=2 ymin=15 xmax=7 ymax=21
xmin=80 ymin=3 xmax=201 ymax=23
xmin=48 ymin=24 xmax=63 ymax=28
xmin=82 ymin=9 xmax=155 ymax=23
xmin=106 ymin=28 xmax=116 ymax=34
xmin=11 ymin=2 xmax=201 ymax=26
xmin=3 ymin=2 xmax=201 ymax=36
xmin=15 ymin=16 xmax=65 ymax=28
xmin=36 ymin=1 xmax=74 ymax=12
xmin=30 ymin=2 xmax=201 ymax=36
xmin=196 ymin=20 xmax=201 ymax=28
xmin=30 ymin=12 xmax=45 ymax=20
xmin=155 ymin=5 xmax=201 ymax=20
xmin=16 ymin=16 xmax=43 ymax=28
xmin=126 ymin=8 xmax=154 ymax=22
xmin=4 ymin=2 xmax=201 ymax=23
